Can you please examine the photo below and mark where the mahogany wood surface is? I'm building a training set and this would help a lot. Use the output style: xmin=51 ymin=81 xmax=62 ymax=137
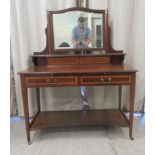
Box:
xmin=47 ymin=57 xmax=110 ymax=65
xmin=19 ymin=7 xmax=137 ymax=144
xmin=26 ymin=76 xmax=78 ymax=87
xmin=81 ymin=75 xmax=131 ymax=85
xmin=48 ymin=7 xmax=105 ymax=14
xmin=119 ymin=86 xmax=122 ymax=109
xmin=21 ymin=76 xmax=30 ymax=144
xmin=36 ymin=88 xmax=40 ymax=112
xmin=20 ymin=65 xmax=136 ymax=144
xmin=32 ymin=53 xmax=125 ymax=66
xmin=19 ymin=65 xmax=137 ymax=75
xmin=32 ymin=52 xmax=125 ymax=58
xmin=129 ymin=72 xmax=136 ymax=140
xmin=30 ymin=109 xmax=129 ymax=131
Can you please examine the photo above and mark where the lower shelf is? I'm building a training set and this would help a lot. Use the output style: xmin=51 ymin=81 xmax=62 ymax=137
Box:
xmin=30 ymin=109 xmax=129 ymax=131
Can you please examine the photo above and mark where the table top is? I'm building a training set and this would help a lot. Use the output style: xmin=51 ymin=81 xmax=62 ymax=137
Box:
xmin=18 ymin=65 xmax=137 ymax=75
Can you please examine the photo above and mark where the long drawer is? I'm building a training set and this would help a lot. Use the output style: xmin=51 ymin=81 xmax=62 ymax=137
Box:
xmin=81 ymin=75 xmax=131 ymax=85
xmin=26 ymin=76 xmax=78 ymax=87
xmin=47 ymin=56 xmax=110 ymax=66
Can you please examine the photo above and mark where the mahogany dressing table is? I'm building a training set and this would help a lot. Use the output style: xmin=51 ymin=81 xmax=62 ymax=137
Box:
xmin=19 ymin=7 xmax=137 ymax=144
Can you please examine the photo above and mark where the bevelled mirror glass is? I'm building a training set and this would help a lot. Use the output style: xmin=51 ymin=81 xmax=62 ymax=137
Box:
xmin=50 ymin=8 xmax=105 ymax=51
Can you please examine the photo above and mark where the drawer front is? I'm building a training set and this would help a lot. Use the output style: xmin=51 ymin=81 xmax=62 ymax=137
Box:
xmin=81 ymin=75 xmax=131 ymax=85
xmin=47 ymin=56 xmax=110 ymax=66
xmin=26 ymin=76 xmax=78 ymax=87
xmin=48 ymin=57 xmax=79 ymax=65
xmin=79 ymin=56 xmax=110 ymax=64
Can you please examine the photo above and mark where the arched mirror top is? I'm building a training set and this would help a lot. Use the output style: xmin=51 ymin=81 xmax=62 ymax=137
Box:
xmin=34 ymin=7 xmax=122 ymax=56
xmin=49 ymin=7 xmax=105 ymax=52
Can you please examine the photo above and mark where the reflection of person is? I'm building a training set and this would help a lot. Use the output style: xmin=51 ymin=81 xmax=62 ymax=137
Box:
xmin=72 ymin=17 xmax=91 ymax=48
xmin=72 ymin=17 xmax=91 ymax=111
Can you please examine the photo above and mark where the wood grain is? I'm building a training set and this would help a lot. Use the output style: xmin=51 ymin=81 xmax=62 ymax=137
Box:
xmin=19 ymin=65 xmax=137 ymax=75
xmin=30 ymin=109 xmax=129 ymax=131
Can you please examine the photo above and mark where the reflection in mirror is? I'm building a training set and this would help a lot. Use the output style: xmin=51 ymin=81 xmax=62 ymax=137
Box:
xmin=53 ymin=11 xmax=103 ymax=50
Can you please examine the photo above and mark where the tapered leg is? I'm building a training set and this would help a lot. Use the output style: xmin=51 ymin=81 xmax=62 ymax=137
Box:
xmin=36 ymin=88 xmax=40 ymax=112
xmin=118 ymin=85 xmax=122 ymax=110
xmin=129 ymin=73 xmax=136 ymax=140
xmin=21 ymin=84 xmax=31 ymax=145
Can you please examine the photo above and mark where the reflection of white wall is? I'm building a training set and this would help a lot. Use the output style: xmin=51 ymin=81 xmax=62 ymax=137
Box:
xmin=53 ymin=12 xmax=79 ymax=47
xmin=53 ymin=11 xmax=102 ymax=48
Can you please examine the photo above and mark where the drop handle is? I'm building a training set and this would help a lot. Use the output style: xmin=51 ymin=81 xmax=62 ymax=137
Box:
xmin=108 ymin=78 xmax=112 ymax=82
xmin=46 ymin=79 xmax=52 ymax=83
xmin=101 ymin=78 xmax=105 ymax=82
xmin=53 ymin=79 xmax=58 ymax=82
xmin=46 ymin=79 xmax=58 ymax=83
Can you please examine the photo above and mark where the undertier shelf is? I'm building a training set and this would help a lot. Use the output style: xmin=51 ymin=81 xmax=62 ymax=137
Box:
xmin=30 ymin=109 xmax=129 ymax=131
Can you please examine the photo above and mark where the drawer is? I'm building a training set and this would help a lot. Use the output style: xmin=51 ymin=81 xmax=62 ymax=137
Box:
xmin=81 ymin=75 xmax=131 ymax=85
xmin=48 ymin=57 xmax=79 ymax=65
xmin=79 ymin=56 xmax=110 ymax=65
xmin=26 ymin=76 xmax=78 ymax=87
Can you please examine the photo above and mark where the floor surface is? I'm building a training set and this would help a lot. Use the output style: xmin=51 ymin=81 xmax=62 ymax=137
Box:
xmin=10 ymin=113 xmax=145 ymax=155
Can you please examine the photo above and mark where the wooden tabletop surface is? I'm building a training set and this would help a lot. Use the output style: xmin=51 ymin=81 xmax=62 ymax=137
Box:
xmin=18 ymin=65 xmax=137 ymax=75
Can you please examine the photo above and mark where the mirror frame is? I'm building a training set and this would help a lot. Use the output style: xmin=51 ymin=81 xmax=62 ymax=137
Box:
xmin=47 ymin=7 xmax=106 ymax=52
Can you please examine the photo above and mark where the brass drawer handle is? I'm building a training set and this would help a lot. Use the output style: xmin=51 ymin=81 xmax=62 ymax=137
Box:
xmin=46 ymin=79 xmax=52 ymax=83
xmin=46 ymin=78 xmax=58 ymax=83
xmin=53 ymin=79 xmax=58 ymax=82
xmin=108 ymin=78 xmax=112 ymax=82
xmin=101 ymin=78 xmax=105 ymax=82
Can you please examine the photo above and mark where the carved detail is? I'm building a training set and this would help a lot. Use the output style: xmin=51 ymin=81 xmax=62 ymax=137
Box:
xmin=105 ymin=10 xmax=123 ymax=53
xmin=33 ymin=28 xmax=49 ymax=55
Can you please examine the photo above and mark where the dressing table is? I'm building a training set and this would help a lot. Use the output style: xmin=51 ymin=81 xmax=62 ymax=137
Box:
xmin=19 ymin=7 xmax=137 ymax=144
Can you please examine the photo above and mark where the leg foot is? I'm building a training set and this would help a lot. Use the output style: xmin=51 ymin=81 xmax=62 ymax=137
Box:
xmin=130 ymin=135 xmax=134 ymax=140
xmin=28 ymin=141 xmax=31 ymax=145
xmin=27 ymin=132 xmax=31 ymax=145
xmin=129 ymin=132 xmax=134 ymax=140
